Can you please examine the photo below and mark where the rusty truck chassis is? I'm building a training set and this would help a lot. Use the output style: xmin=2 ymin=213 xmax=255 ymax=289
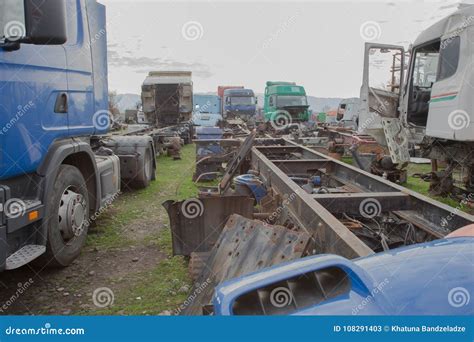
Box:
xmin=250 ymin=139 xmax=473 ymax=259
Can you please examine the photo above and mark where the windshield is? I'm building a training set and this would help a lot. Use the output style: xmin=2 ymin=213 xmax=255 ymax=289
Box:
xmin=0 ymin=0 xmax=26 ymax=40
xmin=229 ymin=97 xmax=255 ymax=106
xmin=277 ymin=96 xmax=308 ymax=107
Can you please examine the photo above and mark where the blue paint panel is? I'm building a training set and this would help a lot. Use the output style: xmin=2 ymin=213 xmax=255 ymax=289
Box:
xmin=65 ymin=0 xmax=95 ymax=135
xmin=0 ymin=0 xmax=108 ymax=180
xmin=214 ymin=238 xmax=474 ymax=316
xmin=0 ymin=45 xmax=69 ymax=179
xmin=86 ymin=0 xmax=109 ymax=133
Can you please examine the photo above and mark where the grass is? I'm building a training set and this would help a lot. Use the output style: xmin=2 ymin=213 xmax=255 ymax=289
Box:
xmin=98 ymin=255 xmax=191 ymax=315
xmin=83 ymin=144 xmax=202 ymax=315
xmin=404 ymin=163 xmax=466 ymax=209
xmin=86 ymin=145 xmax=199 ymax=250
xmin=340 ymin=156 xmax=472 ymax=213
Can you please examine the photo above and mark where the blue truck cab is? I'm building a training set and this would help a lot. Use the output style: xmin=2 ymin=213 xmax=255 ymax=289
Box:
xmin=214 ymin=237 xmax=474 ymax=315
xmin=223 ymin=88 xmax=257 ymax=122
xmin=192 ymin=94 xmax=223 ymax=127
xmin=0 ymin=0 xmax=155 ymax=271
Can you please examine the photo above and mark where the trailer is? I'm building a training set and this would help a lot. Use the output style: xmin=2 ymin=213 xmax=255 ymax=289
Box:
xmin=141 ymin=71 xmax=194 ymax=146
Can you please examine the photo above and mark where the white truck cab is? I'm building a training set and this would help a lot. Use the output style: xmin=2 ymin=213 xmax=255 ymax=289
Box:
xmin=359 ymin=5 xmax=474 ymax=192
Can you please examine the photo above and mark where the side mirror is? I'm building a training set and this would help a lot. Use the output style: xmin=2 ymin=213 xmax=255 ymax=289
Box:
xmin=24 ymin=0 xmax=67 ymax=45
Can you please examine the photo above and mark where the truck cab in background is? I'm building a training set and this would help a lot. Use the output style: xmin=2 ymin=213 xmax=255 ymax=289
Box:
xmin=222 ymin=88 xmax=257 ymax=123
xmin=0 ymin=0 xmax=155 ymax=271
xmin=359 ymin=5 xmax=474 ymax=194
xmin=264 ymin=81 xmax=310 ymax=129
xmin=192 ymin=94 xmax=223 ymax=127
xmin=336 ymin=98 xmax=360 ymax=130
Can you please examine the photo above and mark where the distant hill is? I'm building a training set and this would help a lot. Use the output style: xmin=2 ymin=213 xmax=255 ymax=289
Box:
xmin=115 ymin=92 xmax=343 ymax=113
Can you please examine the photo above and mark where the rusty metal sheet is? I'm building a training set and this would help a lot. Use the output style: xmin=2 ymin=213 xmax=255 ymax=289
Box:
xmin=163 ymin=196 xmax=254 ymax=256
xmin=182 ymin=214 xmax=311 ymax=315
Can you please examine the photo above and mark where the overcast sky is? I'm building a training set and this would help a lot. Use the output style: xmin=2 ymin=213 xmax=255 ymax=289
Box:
xmin=102 ymin=0 xmax=473 ymax=97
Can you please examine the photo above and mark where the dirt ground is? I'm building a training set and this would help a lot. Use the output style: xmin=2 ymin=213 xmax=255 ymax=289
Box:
xmin=0 ymin=145 xmax=197 ymax=315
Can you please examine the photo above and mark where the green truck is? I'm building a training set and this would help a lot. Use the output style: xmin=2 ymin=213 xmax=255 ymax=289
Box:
xmin=263 ymin=81 xmax=310 ymax=128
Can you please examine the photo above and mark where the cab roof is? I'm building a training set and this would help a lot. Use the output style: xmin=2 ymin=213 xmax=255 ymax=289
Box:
xmin=414 ymin=5 xmax=474 ymax=46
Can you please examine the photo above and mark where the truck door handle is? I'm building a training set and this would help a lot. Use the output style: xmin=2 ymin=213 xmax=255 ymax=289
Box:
xmin=54 ymin=92 xmax=69 ymax=113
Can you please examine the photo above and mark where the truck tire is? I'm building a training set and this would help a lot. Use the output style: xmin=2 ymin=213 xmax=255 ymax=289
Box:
xmin=37 ymin=165 xmax=90 ymax=268
xmin=132 ymin=147 xmax=154 ymax=188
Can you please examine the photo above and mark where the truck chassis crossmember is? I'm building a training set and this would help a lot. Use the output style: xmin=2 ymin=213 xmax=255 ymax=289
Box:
xmin=251 ymin=139 xmax=474 ymax=259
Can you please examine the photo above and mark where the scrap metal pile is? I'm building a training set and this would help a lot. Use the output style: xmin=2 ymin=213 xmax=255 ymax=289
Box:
xmin=165 ymin=133 xmax=474 ymax=315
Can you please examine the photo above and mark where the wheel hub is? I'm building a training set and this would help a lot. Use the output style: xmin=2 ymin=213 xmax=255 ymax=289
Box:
xmin=59 ymin=189 xmax=87 ymax=241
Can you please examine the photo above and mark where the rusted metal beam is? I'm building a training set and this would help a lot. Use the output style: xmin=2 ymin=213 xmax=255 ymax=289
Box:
xmin=270 ymin=160 xmax=336 ymax=175
xmin=313 ymin=192 xmax=412 ymax=214
xmin=252 ymin=148 xmax=374 ymax=259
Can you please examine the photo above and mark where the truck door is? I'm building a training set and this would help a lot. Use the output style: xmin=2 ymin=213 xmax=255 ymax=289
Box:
xmin=0 ymin=1 xmax=68 ymax=178
xmin=360 ymin=43 xmax=410 ymax=164
xmin=64 ymin=0 xmax=95 ymax=135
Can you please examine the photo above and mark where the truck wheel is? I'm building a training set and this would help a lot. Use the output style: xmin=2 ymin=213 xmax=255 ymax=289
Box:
xmin=132 ymin=147 xmax=154 ymax=188
xmin=39 ymin=165 xmax=89 ymax=268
